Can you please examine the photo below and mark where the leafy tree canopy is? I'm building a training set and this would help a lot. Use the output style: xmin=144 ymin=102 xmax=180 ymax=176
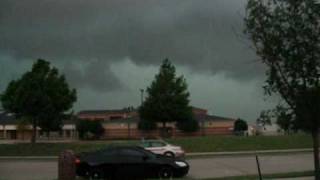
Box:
xmin=138 ymin=119 xmax=157 ymax=131
xmin=1 ymin=59 xmax=77 ymax=143
xmin=176 ymin=119 xmax=199 ymax=133
xmin=139 ymin=59 xmax=194 ymax=132
xmin=272 ymin=105 xmax=297 ymax=133
xmin=245 ymin=0 xmax=320 ymax=132
xmin=245 ymin=0 xmax=320 ymax=178
xmin=234 ymin=118 xmax=248 ymax=132
xmin=256 ymin=110 xmax=272 ymax=128
xmin=76 ymin=119 xmax=105 ymax=140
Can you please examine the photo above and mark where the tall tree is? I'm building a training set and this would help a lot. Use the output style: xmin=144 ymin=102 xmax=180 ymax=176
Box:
xmin=245 ymin=0 xmax=320 ymax=178
xmin=139 ymin=59 xmax=196 ymax=133
xmin=1 ymin=59 xmax=77 ymax=143
xmin=273 ymin=105 xmax=296 ymax=134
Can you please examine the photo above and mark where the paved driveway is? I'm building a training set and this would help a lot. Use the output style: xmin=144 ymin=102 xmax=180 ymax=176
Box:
xmin=0 ymin=153 xmax=314 ymax=180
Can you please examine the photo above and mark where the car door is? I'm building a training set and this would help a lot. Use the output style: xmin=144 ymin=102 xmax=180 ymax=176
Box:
xmin=99 ymin=148 xmax=120 ymax=176
xmin=117 ymin=148 xmax=147 ymax=178
xmin=148 ymin=141 xmax=166 ymax=154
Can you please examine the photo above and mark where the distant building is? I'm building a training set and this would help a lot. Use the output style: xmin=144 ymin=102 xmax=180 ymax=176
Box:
xmin=77 ymin=107 xmax=236 ymax=139
xmin=0 ymin=110 xmax=19 ymax=139
xmin=78 ymin=107 xmax=137 ymax=121
xmin=0 ymin=107 xmax=236 ymax=140
xmin=247 ymin=125 xmax=257 ymax=136
xmin=0 ymin=110 xmax=77 ymax=140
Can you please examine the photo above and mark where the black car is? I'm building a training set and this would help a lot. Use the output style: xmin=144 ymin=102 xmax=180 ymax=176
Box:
xmin=75 ymin=146 xmax=189 ymax=179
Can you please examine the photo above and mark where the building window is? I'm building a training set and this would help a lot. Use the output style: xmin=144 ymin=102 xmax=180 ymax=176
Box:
xmin=94 ymin=118 xmax=104 ymax=121
xmin=110 ymin=116 xmax=122 ymax=120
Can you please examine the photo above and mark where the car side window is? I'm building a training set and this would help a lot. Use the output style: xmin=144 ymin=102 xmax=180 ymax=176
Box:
xmin=151 ymin=142 xmax=165 ymax=147
xmin=141 ymin=142 xmax=151 ymax=148
xmin=102 ymin=148 xmax=117 ymax=156
xmin=120 ymin=149 xmax=145 ymax=157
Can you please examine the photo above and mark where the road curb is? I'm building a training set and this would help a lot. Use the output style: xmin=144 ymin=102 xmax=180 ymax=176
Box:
xmin=0 ymin=156 xmax=58 ymax=160
xmin=0 ymin=148 xmax=313 ymax=160
xmin=186 ymin=148 xmax=313 ymax=157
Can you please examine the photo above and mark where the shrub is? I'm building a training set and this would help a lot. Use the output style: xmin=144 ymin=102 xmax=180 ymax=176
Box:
xmin=176 ymin=119 xmax=199 ymax=133
xmin=76 ymin=119 xmax=104 ymax=140
xmin=138 ymin=120 xmax=157 ymax=131
xmin=234 ymin=118 xmax=248 ymax=135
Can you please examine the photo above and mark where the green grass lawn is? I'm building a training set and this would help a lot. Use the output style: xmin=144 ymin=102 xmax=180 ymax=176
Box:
xmin=0 ymin=134 xmax=313 ymax=156
xmin=167 ymin=134 xmax=313 ymax=152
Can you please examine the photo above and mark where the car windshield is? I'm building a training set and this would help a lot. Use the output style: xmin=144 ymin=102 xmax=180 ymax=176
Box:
xmin=140 ymin=142 xmax=151 ymax=148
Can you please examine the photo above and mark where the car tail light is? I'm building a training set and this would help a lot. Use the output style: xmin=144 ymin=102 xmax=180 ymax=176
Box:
xmin=75 ymin=158 xmax=81 ymax=164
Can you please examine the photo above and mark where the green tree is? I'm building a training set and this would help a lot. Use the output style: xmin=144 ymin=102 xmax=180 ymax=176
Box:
xmin=139 ymin=59 xmax=195 ymax=133
xmin=233 ymin=119 xmax=248 ymax=135
xmin=76 ymin=119 xmax=105 ymax=140
xmin=176 ymin=119 xmax=199 ymax=133
xmin=16 ymin=118 xmax=29 ymax=140
xmin=138 ymin=120 xmax=157 ymax=131
xmin=274 ymin=105 xmax=296 ymax=134
xmin=245 ymin=0 xmax=320 ymax=178
xmin=1 ymin=59 xmax=77 ymax=143
xmin=256 ymin=110 xmax=272 ymax=129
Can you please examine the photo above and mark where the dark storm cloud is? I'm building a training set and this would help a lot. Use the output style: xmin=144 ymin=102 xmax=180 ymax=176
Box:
xmin=0 ymin=0 xmax=262 ymax=92
xmin=62 ymin=60 xmax=122 ymax=92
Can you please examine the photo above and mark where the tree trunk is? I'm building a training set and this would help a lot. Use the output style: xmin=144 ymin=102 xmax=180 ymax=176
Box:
xmin=31 ymin=120 xmax=37 ymax=144
xmin=162 ymin=121 xmax=166 ymax=129
xmin=312 ymin=130 xmax=320 ymax=180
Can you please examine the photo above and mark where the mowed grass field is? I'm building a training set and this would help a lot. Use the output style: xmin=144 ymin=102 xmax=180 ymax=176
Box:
xmin=0 ymin=134 xmax=313 ymax=156
xmin=166 ymin=134 xmax=312 ymax=152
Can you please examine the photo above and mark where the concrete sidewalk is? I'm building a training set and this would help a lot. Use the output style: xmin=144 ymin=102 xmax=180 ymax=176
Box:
xmin=273 ymin=177 xmax=314 ymax=180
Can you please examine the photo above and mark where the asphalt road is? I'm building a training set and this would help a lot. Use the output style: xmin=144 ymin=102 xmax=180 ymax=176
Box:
xmin=0 ymin=153 xmax=314 ymax=180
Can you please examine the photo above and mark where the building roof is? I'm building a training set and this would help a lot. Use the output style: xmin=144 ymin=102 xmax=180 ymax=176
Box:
xmin=103 ymin=116 xmax=140 ymax=124
xmin=191 ymin=106 xmax=207 ymax=112
xmin=78 ymin=108 xmax=136 ymax=115
xmin=194 ymin=114 xmax=235 ymax=122
xmin=0 ymin=111 xmax=18 ymax=125
xmin=102 ymin=113 xmax=235 ymax=124
xmin=0 ymin=111 xmax=77 ymax=125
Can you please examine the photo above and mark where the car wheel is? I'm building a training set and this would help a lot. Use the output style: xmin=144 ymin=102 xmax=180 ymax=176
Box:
xmin=82 ymin=168 xmax=91 ymax=178
xmin=91 ymin=169 xmax=104 ymax=179
xmin=164 ymin=151 xmax=175 ymax=158
xmin=158 ymin=167 xmax=173 ymax=179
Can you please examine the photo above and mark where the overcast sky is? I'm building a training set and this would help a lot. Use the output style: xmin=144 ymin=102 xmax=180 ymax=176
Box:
xmin=0 ymin=0 xmax=278 ymax=122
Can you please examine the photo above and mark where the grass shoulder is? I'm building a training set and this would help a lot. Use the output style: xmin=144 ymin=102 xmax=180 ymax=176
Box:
xmin=0 ymin=134 xmax=312 ymax=156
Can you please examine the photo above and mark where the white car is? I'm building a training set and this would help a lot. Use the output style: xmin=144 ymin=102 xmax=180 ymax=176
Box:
xmin=140 ymin=140 xmax=185 ymax=158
